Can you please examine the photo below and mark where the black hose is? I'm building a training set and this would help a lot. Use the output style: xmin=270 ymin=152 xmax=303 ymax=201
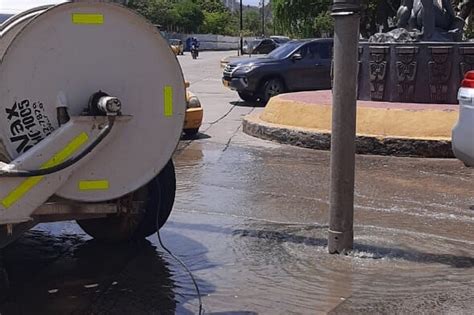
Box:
xmin=0 ymin=116 xmax=115 ymax=178
xmin=155 ymin=183 xmax=203 ymax=315
xmin=156 ymin=230 xmax=203 ymax=314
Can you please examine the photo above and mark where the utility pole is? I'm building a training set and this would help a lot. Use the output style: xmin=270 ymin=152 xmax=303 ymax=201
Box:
xmin=328 ymin=0 xmax=361 ymax=254
xmin=261 ymin=0 xmax=265 ymax=37
xmin=240 ymin=0 xmax=243 ymax=55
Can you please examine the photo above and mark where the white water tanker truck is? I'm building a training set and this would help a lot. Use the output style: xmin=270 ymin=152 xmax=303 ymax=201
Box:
xmin=0 ymin=1 xmax=186 ymax=248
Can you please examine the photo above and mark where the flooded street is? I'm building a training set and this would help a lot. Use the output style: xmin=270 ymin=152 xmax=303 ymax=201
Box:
xmin=1 ymin=51 xmax=474 ymax=314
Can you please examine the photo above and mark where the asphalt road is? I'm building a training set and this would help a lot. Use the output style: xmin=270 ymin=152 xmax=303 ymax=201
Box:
xmin=1 ymin=51 xmax=474 ymax=314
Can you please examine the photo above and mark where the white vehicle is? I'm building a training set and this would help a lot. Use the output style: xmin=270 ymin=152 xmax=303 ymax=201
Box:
xmin=452 ymin=71 xmax=474 ymax=167
xmin=0 ymin=1 xmax=186 ymax=249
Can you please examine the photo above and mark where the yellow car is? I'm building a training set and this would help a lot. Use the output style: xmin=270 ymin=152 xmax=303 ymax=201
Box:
xmin=169 ymin=39 xmax=184 ymax=55
xmin=184 ymin=83 xmax=203 ymax=136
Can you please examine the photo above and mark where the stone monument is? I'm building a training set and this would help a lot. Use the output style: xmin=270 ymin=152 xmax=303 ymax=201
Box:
xmin=357 ymin=0 xmax=474 ymax=104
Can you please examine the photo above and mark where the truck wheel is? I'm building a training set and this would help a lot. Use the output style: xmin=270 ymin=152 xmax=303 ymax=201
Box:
xmin=77 ymin=160 xmax=176 ymax=242
xmin=238 ymin=92 xmax=258 ymax=103
xmin=261 ymin=78 xmax=285 ymax=104
xmin=0 ymin=255 xmax=8 ymax=302
xmin=183 ymin=128 xmax=199 ymax=136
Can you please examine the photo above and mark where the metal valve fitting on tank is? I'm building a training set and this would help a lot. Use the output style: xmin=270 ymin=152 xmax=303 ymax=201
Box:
xmin=56 ymin=91 xmax=70 ymax=126
xmin=97 ymin=96 xmax=121 ymax=115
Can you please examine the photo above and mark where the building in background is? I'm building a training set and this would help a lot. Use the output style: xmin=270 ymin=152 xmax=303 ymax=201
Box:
xmin=222 ymin=0 xmax=238 ymax=12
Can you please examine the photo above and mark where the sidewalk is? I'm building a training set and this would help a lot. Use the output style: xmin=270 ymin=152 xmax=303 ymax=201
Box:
xmin=243 ymin=90 xmax=459 ymax=157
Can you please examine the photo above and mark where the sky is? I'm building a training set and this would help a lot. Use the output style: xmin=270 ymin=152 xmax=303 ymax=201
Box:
xmin=0 ymin=0 xmax=261 ymax=14
xmin=1 ymin=0 xmax=66 ymax=13
xmin=243 ymin=0 xmax=260 ymax=5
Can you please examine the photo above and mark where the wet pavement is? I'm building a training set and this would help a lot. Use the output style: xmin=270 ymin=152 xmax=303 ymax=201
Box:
xmin=1 ymin=51 xmax=474 ymax=314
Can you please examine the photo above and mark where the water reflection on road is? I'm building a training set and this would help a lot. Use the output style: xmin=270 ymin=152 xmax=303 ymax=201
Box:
xmin=170 ymin=138 xmax=474 ymax=314
xmin=164 ymin=211 xmax=474 ymax=314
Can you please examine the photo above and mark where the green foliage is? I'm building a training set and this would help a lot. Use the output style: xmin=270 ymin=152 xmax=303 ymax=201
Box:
xmin=271 ymin=0 xmax=406 ymax=39
xmin=195 ymin=0 xmax=228 ymax=13
xmin=272 ymin=0 xmax=332 ymax=38
xmin=127 ymin=0 xmax=279 ymax=36
xmin=201 ymin=11 xmax=237 ymax=35
xmin=130 ymin=0 xmax=459 ymax=38
xmin=313 ymin=11 xmax=333 ymax=37
xmin=127 ymin=0 xmax=177 ymax=28
xmin=127 ymin=0 xmax=162 ymax=23
xmin=174 ymin=0 xmax=204 ymax=33
xmin=243 ymin=10 xmax=261 ymax=36
xmin=197 ymin=0 xmax=238 ymax=35
xmin=127 ymin=0 xmax=238 ymax=35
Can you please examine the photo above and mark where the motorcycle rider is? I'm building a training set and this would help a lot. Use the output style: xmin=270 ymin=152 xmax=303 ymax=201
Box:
xmin=191 ymin=37 xmax=199 ymax=59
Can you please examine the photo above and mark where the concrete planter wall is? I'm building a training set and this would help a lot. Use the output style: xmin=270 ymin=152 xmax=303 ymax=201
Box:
xmin=357 ymin=42 xmax=474 ymax=104
xmin=161 ymin=32 xmax=255 ymax=51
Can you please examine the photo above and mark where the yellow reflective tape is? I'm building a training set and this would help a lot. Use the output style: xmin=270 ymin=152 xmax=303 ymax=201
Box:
xmin=79 ymin=180 xmax=109 ymax=191
xmin=0 ymin=177 xmax=43 ymax=209
xmin=1 ymin=132 xmax=89 ymax=209
xmin=72 ymin=13 xmax=104 ymax=25
xmin=164 ymin=86 xmax=173 ymax=117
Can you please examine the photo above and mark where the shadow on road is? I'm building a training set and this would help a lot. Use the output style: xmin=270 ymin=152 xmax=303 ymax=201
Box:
xmin=0 ymin=228 xmax=216 ymax=314
xmin=230 ymin=100 xmax=265 ymax=108
xmin=181 ymin=132 xmax=211 ymax=141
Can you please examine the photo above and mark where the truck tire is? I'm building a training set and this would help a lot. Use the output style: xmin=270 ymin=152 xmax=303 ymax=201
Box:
xmin=0 ymin=255 xmax=8 ymax=302
xmin=261 ymin=78 xmax=285 ymax=104
xmin=77 ymin=160 xmax=176 ymax=242
xmin=183 ymin=128 xmax=199 ymax=136
xmin=238 ymin=92 xmax=258 ymax=103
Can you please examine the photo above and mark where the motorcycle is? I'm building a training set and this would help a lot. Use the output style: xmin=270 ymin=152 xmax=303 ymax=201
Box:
xmin=191 ymin=44 xmax=199 ymax=59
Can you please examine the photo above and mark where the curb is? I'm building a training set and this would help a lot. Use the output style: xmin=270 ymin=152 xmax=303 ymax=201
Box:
xmin=262 ymin=91 xmax=458 ymax=140
xmin=243 ymin=114 xmax=454 ymax=158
